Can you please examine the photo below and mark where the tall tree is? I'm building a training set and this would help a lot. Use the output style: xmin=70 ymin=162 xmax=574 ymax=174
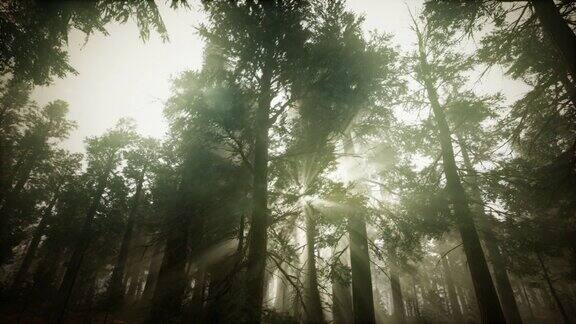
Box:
xmin=106 ymin=137 xmax=159 ymax=309
xmin=199 ymin=1 xmax=309 ymax=321
xmin=10 ymin=151 xmax=81 ymax=291
xmin=51 ymin=120 xmax=135 ymax=323
xmin=0 ymin=100 xmax=75 ymax=264
xmin=409 ymin=16 xmax=506 ymax=323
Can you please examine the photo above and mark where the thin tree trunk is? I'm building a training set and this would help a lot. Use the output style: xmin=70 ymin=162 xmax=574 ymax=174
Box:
xmin=243 ymin=53 xmax=273 ymax=323
xmin=411 ymin=277 xmax=421 ymax=319
xmin=456 ymin=285 xmax=469 ymax=318
xmin=291 ymin=226 xmax=305 ymax=321
xmin=390 ymin=268 xmax=406 ymax=324
xmin=531 ymin=0 xmax=576 ymax=82
xmin=106 ymin=169 xmax=145 ymax=308
xmin=11 ymin=194 xmax=58 ymax=290
xmin=189 ymin=269 xmax=206 ymax=319
xmin=304 ymin=204 xmax=325 ymax=324
xmin=331 ymin=240 xmax=353 ymax=324
xmin=275 ymin=265 xmax=288 ymax=312
xmin=520 ymin=279 xmax=535 ymax=319
xmin=536 ymin=253 xmax=570 ymax=324
xmin=51 ymin=172 xmax=110 ymax=324
xmin=419 ymin=45 xmax=506 ymax=322
xmin=457 ymin=135 xmax=523 ymax=324
xmin=441 ymin=257 xmax=463 ymax=322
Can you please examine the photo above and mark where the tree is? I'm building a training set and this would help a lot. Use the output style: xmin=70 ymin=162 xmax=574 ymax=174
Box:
xmin=445 ymin=92 xmax=524 ymax=324
xmin=147 ymin=70 xmax=251 ymax=323
xmin=0 ymin=99 xmax=75 ymax=265
xmin=51 ymin=119 xmax=135 ymax=323
xmin=105 ymin=137 xmax=159 ymax=309
xmin=199 ymin=1 xmax=309 ymax=321
xmin=10 ymin=151 xmax=81 ymax=291
xmin=408 ymin=15 xmax=506 ymax=323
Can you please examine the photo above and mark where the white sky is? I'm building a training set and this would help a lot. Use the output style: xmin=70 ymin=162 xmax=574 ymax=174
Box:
xmin=32 ymin=0 xmax=529 ymax=154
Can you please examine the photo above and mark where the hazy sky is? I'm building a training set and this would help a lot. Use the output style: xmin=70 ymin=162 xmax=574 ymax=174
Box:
xmin=32 ymin=0 xmax=529 ymax=154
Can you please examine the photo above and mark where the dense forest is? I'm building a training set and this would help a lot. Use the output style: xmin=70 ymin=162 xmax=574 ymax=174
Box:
xmin=0 ymin=0 xmax=575 ymax=323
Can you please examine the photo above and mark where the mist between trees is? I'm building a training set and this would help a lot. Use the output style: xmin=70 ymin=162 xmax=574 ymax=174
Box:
xmin=0 ymin=0 xmax=575 ymax=323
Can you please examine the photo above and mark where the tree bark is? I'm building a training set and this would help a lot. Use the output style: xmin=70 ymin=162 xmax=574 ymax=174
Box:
xmin=441 ymin=257 xmax=463 ymax=322
xmin=520 ymin=279 xmax=535 ymax=319
xmin=390 ymin=268 xmax=406 ymax=324
xmin=419 ymin=48 xmax=506 ymax=323
xmin=141 ymin=242 xmax=164 ymax=302
xmin=348 ymin=213 xmax=376 ymax=324
xmin=304 ymin=204 xmax=325 ymax=324
xmin=531 ymin=0 xmax=576 ymax=82
xmin=106 ymin=169 xmax=146 ymax=308
xmin=343 ymin=131 xmax=376 ymax=324
xmin=243 ymin=53 xmax=273 ymax=323
xmin=274 ymin=264 xmax=288 ymax=313
xmin=411 ymin=277 xmax=421 ymax=319
xmin=331 ymin=240 xmax=353 ymax=324
xmin=11 ymin=194 xmax=58 ymax=290
xmin=457 ymin=135 xmax=523 ymax=324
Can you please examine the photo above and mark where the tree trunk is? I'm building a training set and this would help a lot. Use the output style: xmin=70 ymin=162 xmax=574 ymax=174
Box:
xmin=537 ymin=253 xmax=570 ymax=324
xmin=304 ymin=204 xmax=325 ymax=324
xmin=531 ymin=0 xmax=576 ymax=82
xmin=106 ymin=170 xmax=145 ymax=309
xmin=520 ymin=279 xmax=535 ymax=319
xmin=390 ymin=268 xmax=406 ymax=324
xmin=243 ymin=54 xmax=273 ymax=324
xmin=331 ymin=240 xmax=353 ymax=324
xmin=11 ymin=194 xmax=58 ymax=290
xmin=128 ymin=270 xmax=144 ymax=301
xmin=141 ymin=242 xmax=164 ymax=302
xmin=456 ymin=284 xmax=469 ymax=318
xmin=457 ymin=135 xmax=523 ymax=324
xmin=348 ymin=213 xmax=376 ymax=324
xmin=274 ymin=263 xmax=288 ymax=313
xmin=188 ymin=269 xmax=206 ymax=320
xmin=146 ymin=208 xmax=191 ymax=324
xmin=343 ymin=131 xmax=376 ymax=324
xmin=50 ymin=173 xmax=109 ymax=324
xmin=441 ymin=257 xmax=463 ymax=322
xmin=411 ymin=277 xmax=421 ymax=319
xmin=420 ymin=50 xmax=506 ymax=323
